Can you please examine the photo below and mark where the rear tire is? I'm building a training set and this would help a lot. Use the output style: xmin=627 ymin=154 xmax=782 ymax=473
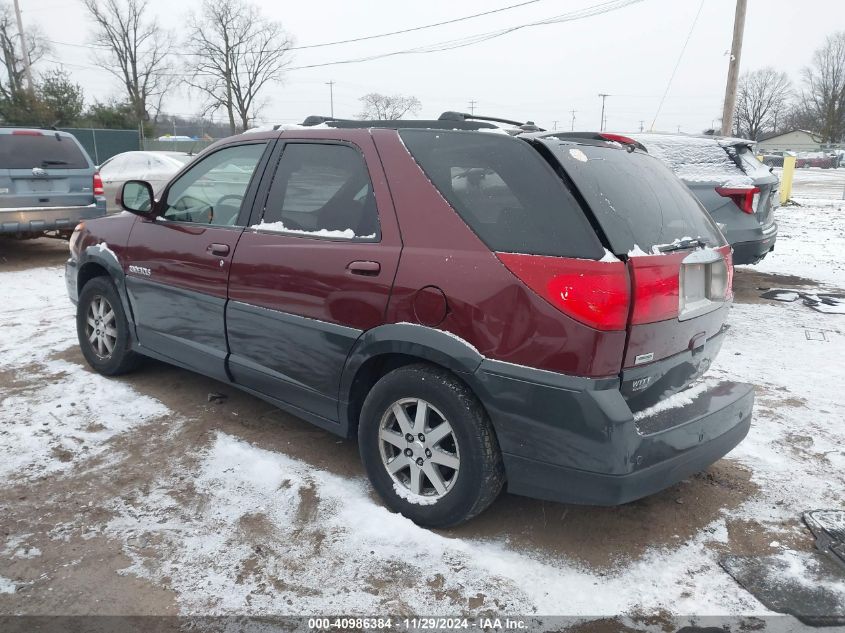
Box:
xmin=358 ymin=364 xmax=504 ymax=528
xmin=76 ymin=276 xmax=140 ymax=376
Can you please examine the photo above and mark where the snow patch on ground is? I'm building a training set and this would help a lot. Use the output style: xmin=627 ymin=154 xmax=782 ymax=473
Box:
xmin=0 ymin=577 xmax=17 ymax=594
xmin=107 ymin=432 xmax=765 ymax=616
xmin=0 ymin=266 xmax=171 ymax=481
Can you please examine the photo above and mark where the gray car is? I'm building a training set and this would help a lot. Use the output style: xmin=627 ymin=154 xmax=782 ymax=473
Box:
xmin=0 ymin=128 xmax=106 ymax=237
xmin=630 ymin=133 xmax=778 ymax=265
xmin=98 ymin=151 xmax=194 ymax=213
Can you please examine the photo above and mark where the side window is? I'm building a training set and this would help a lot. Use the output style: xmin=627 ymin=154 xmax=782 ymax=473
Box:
xmin=161 ymin=143 xmax=266 ymax=227
xmin=256 ymin=143 xmax=380 ymax=240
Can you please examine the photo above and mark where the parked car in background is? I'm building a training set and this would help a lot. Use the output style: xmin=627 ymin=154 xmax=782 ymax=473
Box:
xmin=0 ymin=127 xmax=105 ymax=238
xmin=796 ymin=151 xmax=837 ymax=169
xmin=629 ymin=133 xmax=778 ymax=265
xmin=66 ymin=117 xmax=753 ymax=527
xmin=98 ymin=151 xmax=194 ymax=212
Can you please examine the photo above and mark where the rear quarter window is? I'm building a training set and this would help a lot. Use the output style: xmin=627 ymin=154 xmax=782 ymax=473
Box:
xmin=399 ymin=129 xmax=604 ymax=259
xmin=541 ymin=139 xmax=725 ymax=255
xmin=0 ymin=132 xmax=89 ymax=169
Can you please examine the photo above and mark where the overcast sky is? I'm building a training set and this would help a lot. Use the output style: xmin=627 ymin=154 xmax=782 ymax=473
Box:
xmin=19 ymin=0 xmax=845 ymax=133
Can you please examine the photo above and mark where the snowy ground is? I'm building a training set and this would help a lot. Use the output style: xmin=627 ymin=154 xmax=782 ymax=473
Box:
xmin=1 ymin=170 xmax=844 ymax=629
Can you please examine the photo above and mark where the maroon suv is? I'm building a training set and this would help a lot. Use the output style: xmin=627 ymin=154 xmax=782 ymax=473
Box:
xmin=66 ymin=117 xmax=754 ymax=527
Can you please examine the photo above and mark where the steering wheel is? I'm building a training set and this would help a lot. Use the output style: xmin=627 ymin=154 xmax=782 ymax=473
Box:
xmin=209 ymin=194 xmax=245 ymax=225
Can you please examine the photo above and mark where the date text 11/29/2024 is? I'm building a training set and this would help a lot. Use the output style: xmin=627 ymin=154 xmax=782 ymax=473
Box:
xmin=308 ymin=617 xmax=529 ymax=630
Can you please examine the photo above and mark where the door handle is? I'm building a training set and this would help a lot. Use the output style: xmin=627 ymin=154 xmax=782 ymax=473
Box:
xmin=207 ymin=243 xmax=230 ymax=256
xmin=347 ymin=260 xmax=380 ymax=275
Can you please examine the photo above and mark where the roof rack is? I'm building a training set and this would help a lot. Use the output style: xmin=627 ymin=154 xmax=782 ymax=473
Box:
xmin=298 ymin=115 xmax=500 ymax=131
xmin=438 ymin=111 xmax=544 ymax=132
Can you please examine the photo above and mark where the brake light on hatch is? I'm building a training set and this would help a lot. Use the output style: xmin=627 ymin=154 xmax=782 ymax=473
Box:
xmin=495 ymin=253 xmax=630 ymax=331
xmin=11 ymin=130 xmax=42 ymax=136
xmin=93 ymin=172 xmax=104 ymax=196
xmin=628 ymin=253 xmax=685 ymax=324
xmin=716 ymin=186 xmax=760 ymax=214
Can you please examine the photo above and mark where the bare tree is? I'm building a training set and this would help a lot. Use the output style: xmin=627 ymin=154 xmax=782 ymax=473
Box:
xmin=0 ymin=2 xmax=49 ymax=102
xmin=82 ymin=0 xmax=173 ymax=125
xmin=799 ymin=31 xmax=845 ymax=143
xmin=734 ymin=67 xmax=792 ymax=140
xmin=358 ymin=93 xmax=421 ymax=120
xmin=184 ymin=0 xmax=292 ymax=134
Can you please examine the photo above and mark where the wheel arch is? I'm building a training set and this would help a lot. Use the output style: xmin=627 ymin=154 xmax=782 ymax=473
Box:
xmin=339 ymin=323 xmax=485 ymax=438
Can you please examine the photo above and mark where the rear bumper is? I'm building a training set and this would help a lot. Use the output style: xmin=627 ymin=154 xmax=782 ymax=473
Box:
xmin=730 ymin=222 xmax=778 ymax=265
xmin=472 ymin=360 xmax=754 ymax=506
xmin=0 ymin=200 xmax=106 ymax=235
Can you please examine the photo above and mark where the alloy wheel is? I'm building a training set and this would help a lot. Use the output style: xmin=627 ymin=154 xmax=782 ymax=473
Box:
xmin=378 ymin=397 xmax=460 ymax=502
xmin=85 ymin=295 xmax=117 ymax=359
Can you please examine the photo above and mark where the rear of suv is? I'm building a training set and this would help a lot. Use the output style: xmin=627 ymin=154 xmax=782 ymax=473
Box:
xmin=65 ymin=117 xmax=754 ymax=527
xmin=1 ymin=128 xmax=106 ymax=237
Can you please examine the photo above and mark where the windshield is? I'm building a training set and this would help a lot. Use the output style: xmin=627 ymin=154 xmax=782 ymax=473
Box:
xmin=0 ymin=133 xmax=89 ymax=169
xmin=539 ymin=138 xmax=725 ymax=255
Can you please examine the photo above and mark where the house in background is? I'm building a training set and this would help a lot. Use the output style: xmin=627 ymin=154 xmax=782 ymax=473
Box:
xmin=756 ymin=130 xmax=824 ymax=153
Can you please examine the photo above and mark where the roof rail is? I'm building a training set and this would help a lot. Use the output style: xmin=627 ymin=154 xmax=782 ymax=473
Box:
xmin=297 ymin=115 xmax=501 ymax=132
xmin=438 ymin=111 xmax=544 ymax=132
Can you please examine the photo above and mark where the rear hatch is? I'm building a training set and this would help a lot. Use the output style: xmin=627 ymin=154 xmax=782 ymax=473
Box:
xmin=0 ymin=130 xmax=95 ymax=210
xmin=535 ymin=137 xmax=732 ymax=411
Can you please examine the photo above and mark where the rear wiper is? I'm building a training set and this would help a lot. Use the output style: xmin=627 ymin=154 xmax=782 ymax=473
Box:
xmin=656 ymin=237 xmax=708 ymax=253
xmin=41 ymin=160 xmax=68 ymax=166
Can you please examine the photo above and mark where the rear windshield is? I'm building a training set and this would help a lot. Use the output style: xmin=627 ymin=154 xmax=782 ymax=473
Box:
xmin=540 ymin=139 xmax=725 ymax=254
xmin=0 ymin=133 xmax=89 ymax=169
xmin=399 ymin=129 xmax=603 ymax=259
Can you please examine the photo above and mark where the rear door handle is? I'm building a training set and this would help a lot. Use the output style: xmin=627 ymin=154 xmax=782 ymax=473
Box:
xmin=207 ymin=243 xmax=230 ymax=256
xmin=347 ymin=260 xmax=380 ymax=275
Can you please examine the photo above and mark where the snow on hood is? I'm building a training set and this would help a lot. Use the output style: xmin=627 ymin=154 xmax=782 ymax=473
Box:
xmin=629 ymin=134 xmax=753 ymax=187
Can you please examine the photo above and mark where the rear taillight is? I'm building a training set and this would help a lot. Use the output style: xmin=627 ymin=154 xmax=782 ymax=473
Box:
xmin=716 ymin=186 xmax=760 ymax=214
xmin=12 ymin=129 xmax=42 ymax=136
xmin=716 ymin=245 xmax=734 ymax=300
xmin=629 ymin=253 xmax=685 ymax=324
xmin=93 ymin=172 xmax=104 ymax=196
xmin=495 ymin=253 xmax=630 ymax=331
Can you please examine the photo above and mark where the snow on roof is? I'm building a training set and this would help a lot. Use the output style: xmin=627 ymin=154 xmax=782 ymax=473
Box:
xmin=629 ymin=133 xmax=752 ymax=186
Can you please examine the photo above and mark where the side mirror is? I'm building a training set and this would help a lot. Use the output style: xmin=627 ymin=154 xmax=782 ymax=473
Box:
xmin=119 ymin=180 xmax=156 ymax=217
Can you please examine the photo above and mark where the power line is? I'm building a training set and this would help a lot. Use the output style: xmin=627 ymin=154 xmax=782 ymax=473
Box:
xmin=43 ymin=0 xmax=544 ymax=56
xmin=649 ymin=0 xmax=705 ymax=131
xmin=42 ymin=0 xmax=645 ymax=74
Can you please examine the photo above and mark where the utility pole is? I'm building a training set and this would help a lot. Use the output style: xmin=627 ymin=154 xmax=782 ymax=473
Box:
xmin=598 ymin=93 xmax=610 ymax=131
xmin=639 ymin=120 xmax=644 ymax=132
xmin=677 ymin=125 xmax=682 ymax=133
xmin=552 ymin=120 xmax=559 ymax=131
xmin=570 ymin=109 xmax=576 ymax=131
xmin=12 ymin=0 xmax=34 ymax=93
xmin=468 ymin=100 xmax=477 ymax=115
xmin=326 ymin=81 xmax=335 ymax=118
xmin=720 ymin=0 xmax=747 ymax=136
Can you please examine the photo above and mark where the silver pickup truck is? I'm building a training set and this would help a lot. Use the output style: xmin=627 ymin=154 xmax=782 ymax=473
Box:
xmin=1 ymin=128 xmax=106 ymax=237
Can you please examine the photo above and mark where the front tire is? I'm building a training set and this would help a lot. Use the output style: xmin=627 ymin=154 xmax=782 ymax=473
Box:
xmin=359 ymin=364 xmax=504 ymax=528
xmin=76 ymin=276 xmax=139 ymax=376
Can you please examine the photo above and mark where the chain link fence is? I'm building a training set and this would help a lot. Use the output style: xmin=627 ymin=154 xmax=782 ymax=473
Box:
xmin=59 ymin=128 xmax=141 ymax=165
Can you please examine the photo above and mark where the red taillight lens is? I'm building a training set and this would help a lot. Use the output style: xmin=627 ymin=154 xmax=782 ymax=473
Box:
xmin=716 ymin=186 xmax=760 ymax=214
xmin=495 ymin=252 xmax=630 ymax=331
xmin=12 ymin=129 xmax=42 ymax=136
xmin=600 ymin=133 xmax=638 ymax=146
xmin=93 ymin=172 xmax=104 ymax=196
xmin=629 ymin=252 xmax=686 ymax=324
